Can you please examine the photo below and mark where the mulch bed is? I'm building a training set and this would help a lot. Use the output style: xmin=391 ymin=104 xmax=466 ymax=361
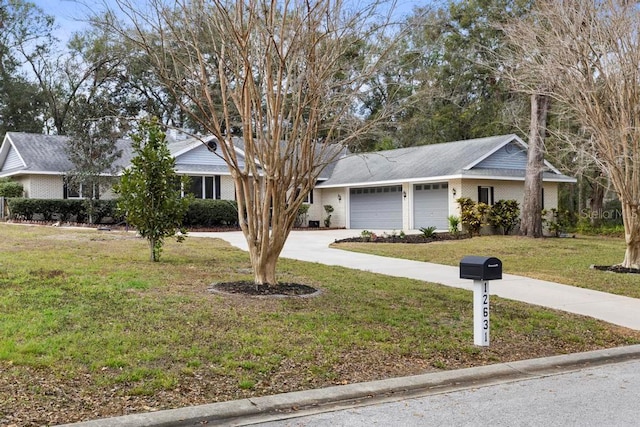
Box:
xmin=211 ymin=281 xmax=319 ymax=296
xmin=334 ymin=232 xmax=468 ymax=244
xmin=591 ymin=265 xmax=640 ymax=274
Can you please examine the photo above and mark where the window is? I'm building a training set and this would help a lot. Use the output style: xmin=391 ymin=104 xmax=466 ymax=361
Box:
xmin=295 ymin=188 xmax=314 ymax=204
xmin=64 ymin=178 xmax=99 ymax=199
xmin=478 ymin=186 xmax=494 ymax=205
xmin=185 ymin=175 xmax=221 ymax=199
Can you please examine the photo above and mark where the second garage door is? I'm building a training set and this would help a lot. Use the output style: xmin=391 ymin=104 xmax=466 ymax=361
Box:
xmin=413 ymin=182 xmax=449 ymax=230
xmin=350 ymin=185 xmax=403 ymax=229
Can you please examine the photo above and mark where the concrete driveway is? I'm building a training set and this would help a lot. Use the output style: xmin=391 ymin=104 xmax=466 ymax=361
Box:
xmin=191 ymin=229 xmax=640 ymax=331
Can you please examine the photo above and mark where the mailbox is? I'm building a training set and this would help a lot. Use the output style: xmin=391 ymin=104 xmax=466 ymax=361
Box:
xmin=459 ymin=256 xmax=502 ymax=281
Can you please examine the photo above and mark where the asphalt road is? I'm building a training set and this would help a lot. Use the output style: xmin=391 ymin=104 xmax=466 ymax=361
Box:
xmin=251 ymin=359 xmax=640 ymax=427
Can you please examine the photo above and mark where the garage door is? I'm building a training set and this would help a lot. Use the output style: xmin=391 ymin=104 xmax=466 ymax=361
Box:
xmin=413 ymin=183 xmax=449 ymax=230
xmin=350 ymin=185 xmax=403 ymax=229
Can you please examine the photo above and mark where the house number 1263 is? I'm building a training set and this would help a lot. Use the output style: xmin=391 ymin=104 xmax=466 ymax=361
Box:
xmin=474 ymin=280 xmax=490 ymax=346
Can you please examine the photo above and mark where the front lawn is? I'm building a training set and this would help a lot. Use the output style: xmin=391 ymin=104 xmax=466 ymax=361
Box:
xmin=333 ymin=234 xmax=640 ymax=298
xmin=1 ymin=224 xmax=639 ymax=425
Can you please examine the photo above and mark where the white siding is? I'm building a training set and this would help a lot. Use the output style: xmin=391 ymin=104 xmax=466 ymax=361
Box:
xmin=29 ymin=175 xmax=64 ymax=199
xmin=459 ymin=179 xmax=559 ymax=211
xmin=175 ymin=145 xmax=244 ymax=168
xmin=315 ymin=188 xmax=344 ymax=228
xmin=220 ymin=176 xmax=236 ymax=200
xmin=1 ymin=146 xmax=25 ymax=171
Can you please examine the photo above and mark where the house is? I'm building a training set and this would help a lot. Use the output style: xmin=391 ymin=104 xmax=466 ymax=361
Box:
xmin=0 ymin=132 xmax=575 ymax=231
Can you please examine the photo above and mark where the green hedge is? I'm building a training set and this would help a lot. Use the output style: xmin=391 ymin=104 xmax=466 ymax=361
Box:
xmin=0 ymin=180 xmax=23 ymax=198
xmin=183 ymin=199 xmax=239 ymax=227
xmin=6 ymin=198 xmax=122 ymax=223
xmin=7 ymin=198 xmax=239 ymax=227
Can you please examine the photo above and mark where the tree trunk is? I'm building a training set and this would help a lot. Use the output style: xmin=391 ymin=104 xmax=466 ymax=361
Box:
xmin=520 ymin=93 xmax=550 ymax=238
xmin=588 ymin=181 xmax=605 ymax=227
xmin=621 ymin=200 xmax=640 ymax=269
xmin=149 ymin=238 xmax=158 ymax=262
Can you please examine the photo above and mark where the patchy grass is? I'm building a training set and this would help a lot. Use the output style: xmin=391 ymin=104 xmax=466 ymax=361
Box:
xmin=333 ymin=234 xmax=640 ymax=299
xmin=1 ymin=224 xmax=639 ymax=425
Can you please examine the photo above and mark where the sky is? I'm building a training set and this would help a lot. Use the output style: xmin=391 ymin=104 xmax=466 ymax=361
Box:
xmin=30 ymin=0 xmax=427 ymax=43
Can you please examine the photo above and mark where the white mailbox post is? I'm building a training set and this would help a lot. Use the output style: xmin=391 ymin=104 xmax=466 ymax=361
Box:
xmin=473 ymin=280 xmax=490 ymax=346
xmin=459 ymin=256 xmax=502 ymax=347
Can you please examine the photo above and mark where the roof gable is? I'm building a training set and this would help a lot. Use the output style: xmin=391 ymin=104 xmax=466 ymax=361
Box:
xmin=171 ymin=137 xmax=246 ymax=171
xmin=470 ymin=139 xmax=528 ymax=170
xmin=0 ymin=136 xmax=27 ymax=173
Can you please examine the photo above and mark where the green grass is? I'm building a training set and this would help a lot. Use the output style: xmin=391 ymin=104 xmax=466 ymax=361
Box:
xmin=333 ymin=234 xmax=640 ymax=299
xmin=1 ymin=224 xmax=639 ymax=423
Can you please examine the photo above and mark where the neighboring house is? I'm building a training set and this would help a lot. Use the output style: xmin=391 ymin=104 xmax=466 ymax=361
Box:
xmin=0 ymin=132 xmax=575 ymax=231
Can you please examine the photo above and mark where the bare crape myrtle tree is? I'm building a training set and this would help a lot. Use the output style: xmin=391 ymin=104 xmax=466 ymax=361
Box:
xmin=101 ymin=0 xmax=403 ymax=284
xmin=502 ymin=0 xmax=640 ymax=268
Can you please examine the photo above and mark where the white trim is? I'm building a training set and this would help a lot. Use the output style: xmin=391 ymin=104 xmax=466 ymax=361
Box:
xmin=316 ymin=175 xmax=463 ymax=189
xmin=316 ymin=171 xmax=576 ymax=189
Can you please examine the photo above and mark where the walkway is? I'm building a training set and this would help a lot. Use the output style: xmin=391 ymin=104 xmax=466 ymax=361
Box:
xmin=192 ymin=229 xmax=640 ymax=331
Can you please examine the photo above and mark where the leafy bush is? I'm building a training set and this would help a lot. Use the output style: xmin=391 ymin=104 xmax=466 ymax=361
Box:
xmin=6 ymin=198 xmax=120 ymax=223
xmin=457 ymin=197 xmax=489 ymax=236
xmin=488 ymin=200 xmax=520 ymax=235
xmin=0 ymin=179 xmax=23 ymax=198
xmin=419 ymin=226 xmax=437 ymax=238
xmin=323 ymin=204 xmax=334 ymax=227
xmin=542 ymin=208 xmax=574 ymax=237
xmin=7 ymin=198 xmax=38 ymax=220
xmin=448 ymin=215 xmax=461 ymax=236
xmin=295 ymin=204 xmax=310 ymax=227
xmin=360 ymin=230 xmax=376 ymax=241
xmin=183 ymin=199 xmax=239 ymax=228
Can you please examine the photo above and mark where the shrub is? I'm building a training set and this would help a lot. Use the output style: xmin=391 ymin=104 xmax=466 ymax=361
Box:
xmin=323 ymin=204 xmax=334 ymax=227
xmin=0 ymin=179 xmax=23 ymax=198
xmin=543 ymin=208 xmax=574 ymax=237
xmin=183 ymin=199 xmax=239 ymax=228
xmin=457 ymin=197 xmax=489 ymax=236
xmin=7 ymin=198 xmax=37 ymax=220
xmin=448 ymin=215 xmax=461 ymax=236
xmin=488 ymin=200 xmax=520 ymax=235
xmin=361 ymin=229 xmax=376 ymax=241
xmin=419 ymin=226 xmax=437 ymax=238
xmin=295 ymin=204 xmax=310 ymax=227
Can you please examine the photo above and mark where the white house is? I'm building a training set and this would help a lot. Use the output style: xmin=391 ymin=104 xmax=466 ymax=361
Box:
xmin=0 ymin=132 xmax=575 ymax=231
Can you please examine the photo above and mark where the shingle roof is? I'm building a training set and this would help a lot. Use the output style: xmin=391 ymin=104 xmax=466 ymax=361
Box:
xmin=317 ymin=135 xmax=519 ymax=187
xmin=3 ymin=132 xmax=134 ymax=175
xmin=316 ymin=135 xmax=575 ymax=187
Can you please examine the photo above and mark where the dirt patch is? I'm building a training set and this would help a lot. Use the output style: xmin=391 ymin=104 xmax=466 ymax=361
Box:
xmin=592 ymin=265 xmax=640 ymax=274
xmin=210 ymin=281 xmax=320 ymax=297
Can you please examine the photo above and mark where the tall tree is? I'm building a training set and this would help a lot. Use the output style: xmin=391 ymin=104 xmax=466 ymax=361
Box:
xmin=102 ymin=0 xmax=400 ymax=285
xmin=369 ymin=0 xmax=532 ymax=148
xmin=520 ymin=93 xmax=549 ymax=237
xmin=502 ymin=0 xmax=640 ymax=268
xmin=0 ymin=0 xmax=48 ymax=135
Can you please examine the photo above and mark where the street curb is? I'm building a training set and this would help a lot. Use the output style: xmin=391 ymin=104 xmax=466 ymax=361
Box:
xmin=59 ymin=344 xmax=640 ymax=427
